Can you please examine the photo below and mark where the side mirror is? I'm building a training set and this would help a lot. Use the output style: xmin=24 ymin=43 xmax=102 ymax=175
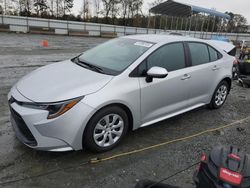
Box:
xmin=146 ymin=66 xmax=168 ymax=83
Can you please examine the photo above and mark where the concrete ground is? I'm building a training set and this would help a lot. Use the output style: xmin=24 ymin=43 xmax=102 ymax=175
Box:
xmin=0 ymin=33 xmax=250 ymax=188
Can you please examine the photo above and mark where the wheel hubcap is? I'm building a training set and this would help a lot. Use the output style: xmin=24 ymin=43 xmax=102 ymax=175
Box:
xmin=93 ymin=114 xmax=124 ymax=147
xmin=215 ymin=85 xmax=228 ymax=106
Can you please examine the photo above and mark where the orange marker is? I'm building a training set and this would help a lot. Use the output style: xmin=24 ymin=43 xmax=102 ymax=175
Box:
xmin=42 ymin=40 xmax=49 ymax=47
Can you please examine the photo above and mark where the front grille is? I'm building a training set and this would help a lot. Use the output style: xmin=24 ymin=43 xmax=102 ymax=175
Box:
xmin=10 ymin=106 xmax=37 ymax=146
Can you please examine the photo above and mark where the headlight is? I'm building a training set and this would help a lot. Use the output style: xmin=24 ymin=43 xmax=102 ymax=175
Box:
xmin=21 ymin=97 xmax=82 ymax=119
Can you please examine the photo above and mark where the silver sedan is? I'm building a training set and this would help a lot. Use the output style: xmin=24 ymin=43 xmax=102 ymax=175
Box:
xmin=8 ymin=35 xmax=234 ymax=152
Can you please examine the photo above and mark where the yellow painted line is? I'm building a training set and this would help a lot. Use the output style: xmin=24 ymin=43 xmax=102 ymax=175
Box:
xmin=90 ymin=116 xmax=250 ymax=164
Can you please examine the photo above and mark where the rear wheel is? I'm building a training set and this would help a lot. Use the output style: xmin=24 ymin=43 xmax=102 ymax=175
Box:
xmin=208 ymin=81 xmax=229 ymax=109
xmin=83 ymin=106 xmax=128 ymax=152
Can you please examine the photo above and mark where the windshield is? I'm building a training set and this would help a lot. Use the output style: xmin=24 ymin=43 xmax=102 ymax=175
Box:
xmin=77 ymin=38 xmax=153 ymax=75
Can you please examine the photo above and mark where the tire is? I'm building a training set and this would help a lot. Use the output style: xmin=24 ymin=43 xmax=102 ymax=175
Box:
xmin=83 ymin=106 xmax=128 ymax=152
xmin=208 ymin=81 xmax=229 ymax=109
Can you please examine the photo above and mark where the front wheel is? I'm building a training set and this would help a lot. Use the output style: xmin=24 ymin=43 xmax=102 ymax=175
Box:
xmin=208 ymin=81 xmax=229 ymax=109
xmin=83 ymin=106 xmax=128 ymax=152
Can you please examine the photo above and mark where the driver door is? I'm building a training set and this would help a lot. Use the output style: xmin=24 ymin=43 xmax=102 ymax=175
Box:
xmin=138 ymin=42 xmax=191 ymax=126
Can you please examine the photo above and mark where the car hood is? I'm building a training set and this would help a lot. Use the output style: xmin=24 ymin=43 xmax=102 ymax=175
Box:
xmin=16 ymin=60 xmax=113 ymax=103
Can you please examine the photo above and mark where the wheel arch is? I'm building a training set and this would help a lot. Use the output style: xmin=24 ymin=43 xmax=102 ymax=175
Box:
xmin=221 ymin=77 xmax=232 ymax=93
xmin=82 ymin=103 xmax=134 ymax=138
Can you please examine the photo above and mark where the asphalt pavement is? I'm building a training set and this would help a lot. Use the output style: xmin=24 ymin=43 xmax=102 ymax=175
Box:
xmin=0 ymin=33 xmax=250 ymax=188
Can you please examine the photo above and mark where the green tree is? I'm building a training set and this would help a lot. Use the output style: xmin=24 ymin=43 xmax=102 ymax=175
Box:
xmin=226 ymin=12 xmax=248 ymax=33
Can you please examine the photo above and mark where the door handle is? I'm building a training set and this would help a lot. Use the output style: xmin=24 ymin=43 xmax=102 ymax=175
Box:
xmin=212 ymin=65 xmax=220 ymax=71
xmin=181 ymin=74 xmax=191 ymax=80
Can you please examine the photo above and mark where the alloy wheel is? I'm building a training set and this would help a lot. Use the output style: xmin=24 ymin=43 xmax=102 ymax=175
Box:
xmin=93 ymin=114 xmax=124 ymax=147
xmin=215 ymin=84 xmax=228 ymax=106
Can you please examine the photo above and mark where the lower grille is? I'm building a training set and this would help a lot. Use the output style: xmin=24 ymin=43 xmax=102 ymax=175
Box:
xmin=10 ymin=107 xmax=37 ymax=146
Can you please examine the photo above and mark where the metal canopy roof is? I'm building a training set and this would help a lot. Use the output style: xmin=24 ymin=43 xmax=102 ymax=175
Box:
xmin=150 ymin=0 xmax=231 ymax=19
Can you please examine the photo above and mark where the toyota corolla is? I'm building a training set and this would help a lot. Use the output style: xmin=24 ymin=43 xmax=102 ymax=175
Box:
xmin=8 ymin=35 xmax=234 ymax=152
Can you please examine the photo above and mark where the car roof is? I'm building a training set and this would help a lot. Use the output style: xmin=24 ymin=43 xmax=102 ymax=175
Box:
xmin=123 ymin=34 xmax=232 ymax=54
xmin=123 ymin=34 xmax=203 ymax=44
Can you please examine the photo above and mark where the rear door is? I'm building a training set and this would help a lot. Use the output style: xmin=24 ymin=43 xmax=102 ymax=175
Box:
xmin=185 ymin=42 xmax=224 ymax=106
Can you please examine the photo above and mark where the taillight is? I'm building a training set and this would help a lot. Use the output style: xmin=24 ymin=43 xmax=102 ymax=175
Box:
xmin=197 ymin=153 xmax=207 ymax=171
xmin=228 ymin=153 xmax=241 ymax=161
xmin=219 ymin=167 xmax=243 ymax=185
xmin=233 ymin=58 xmax=238 ymax=65
xmin=201 ymin=152 xmax=206 ymax=162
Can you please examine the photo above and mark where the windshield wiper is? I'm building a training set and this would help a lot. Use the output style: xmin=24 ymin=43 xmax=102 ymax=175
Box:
xmin=74 ymin=57 xmax=104 ymax=73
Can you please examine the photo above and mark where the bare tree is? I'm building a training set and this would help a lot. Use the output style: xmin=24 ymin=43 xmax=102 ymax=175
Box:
xmin=63 ymin=0 xmax=73 ymax=16
xmin=48 ymin=0 xmax=55 ymax=16
xmin=82 ymin=0 xmax=90 ymax=21
xmin=54 ymin=0 xmax=66 ymax=18
xmin=93 ymin=0 xmax=101 ymax=21
xmin=121 ymin=0 xmax=129 ymax=25
xmin=101 ymin=0 xmax=113 ymax=23
xmin=17 ymin=0 xmax=32 ymax=16
xmin=128 ymin=0 xmax=142 ymax=25
xmin=110 ymin=0 xmax=119 ymax=24
xmin=34 ymin=0 xmax=48 ymax=16
xmin=4 ymin=0 xmax=17 ymax=15
xmin=0 ymin=0 xmax=3 ymax=14
xmin=55 ymin=0 xmax=63 ymax=17
xmin=0 ymin=4 xmax=2 ymax=14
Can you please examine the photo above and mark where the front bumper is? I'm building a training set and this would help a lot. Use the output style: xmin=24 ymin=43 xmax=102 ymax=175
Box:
xmin=8 ymin=88 xmax=96 ymax=151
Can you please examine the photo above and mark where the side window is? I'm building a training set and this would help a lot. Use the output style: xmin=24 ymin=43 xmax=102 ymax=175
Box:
xmin=208 ymin=46 xmax=219 ymax=62
xmin=147 ymin=43 xmax=186 ymax=72
xmin=188 ymin=43 xmax=210 ymax=66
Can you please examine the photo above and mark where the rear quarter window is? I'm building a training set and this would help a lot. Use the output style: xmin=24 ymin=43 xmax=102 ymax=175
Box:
xmin=188 ymin=43 xmax=210 ymax=66
xmin=208 ymin=46 xmax=220 ymax=62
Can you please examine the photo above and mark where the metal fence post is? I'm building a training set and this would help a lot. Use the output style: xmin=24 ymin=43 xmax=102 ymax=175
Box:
xmin=184 ymin=17 xmax=188 ymax=34
xmin=153 ymin=15 xmax=156 ymax=29
xmin=26 ymin=16 xmax=29 ymax=33
xmin=175 ymin=17 xmax=179 ymax=31
xmin=218 ymin=18 xmax=222 ymax=36
xmin=165 ymin=15 xmax=168 ymax=31
xmin=100 ymin=24 xmax=102 ymax=37
xmin=189 ymin=14 xmax=193 ymax=35
xmin=170 ymin=16 xmax=174 ymax=30
xmin=205 ymin=16 xmax=210 ymax=39
xmin=180 ymin=17 xmax=184 ymax=31
xmin=200 ymin=15 xmax=205 ymax=38
xmin=147 ymin=12 xmax=151 ymax=28
xmin=159 ymin=15 xmax=162 ymax=29
xmin=67 ymin=20 xmax=69 ymax=36
xmin=194 ymin=15 xmax=198 ymax=37
xmin=236 ymin=29 xmax=239 ymax=42
xmin=211 ymin=16 xmax=216 ymax=38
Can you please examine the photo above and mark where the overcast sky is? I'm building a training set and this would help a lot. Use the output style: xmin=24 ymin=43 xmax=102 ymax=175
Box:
xmin=73 ymin=0 xmax=250 ymax=24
